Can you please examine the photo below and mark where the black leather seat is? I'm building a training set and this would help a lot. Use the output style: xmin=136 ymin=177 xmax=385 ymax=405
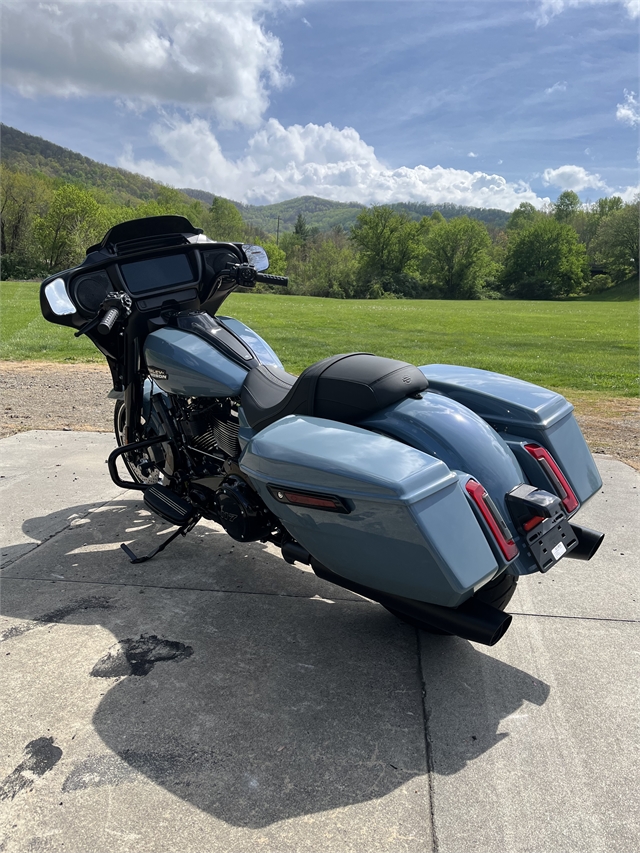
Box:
xmin=241 ymin=352 xmax=428 ymax=432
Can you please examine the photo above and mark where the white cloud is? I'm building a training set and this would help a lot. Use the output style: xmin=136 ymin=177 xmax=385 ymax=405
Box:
xmin=542 ymin=164 xmax=608 ymax=191
xmin=616 ymin=90 xmax=640 ymax=127
xmin=468 ymin=152 xmax=478 ymax=158
xmin=118 ymin=115 xmax=548 ymax=210
xmin=544 ymin=81 xmax=567 ymax=95
xmin=619 ymin=183 xmax=640 ymax=202
xmin=0 ymin=0 xmax=290 ymax=126
xmin=536 ymin=0 xmax=639 ymax=25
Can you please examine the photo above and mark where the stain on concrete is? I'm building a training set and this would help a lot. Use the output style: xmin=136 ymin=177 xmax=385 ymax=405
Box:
xmin=0 ymin=596 xmax=113 ymax=643
xmin=62 ymin=747 xmax=218 ymax=792
xmin=0 ymin=737 xmax=62 ymax=801
xmin=90 ymin=634 xmax=193 ymax=677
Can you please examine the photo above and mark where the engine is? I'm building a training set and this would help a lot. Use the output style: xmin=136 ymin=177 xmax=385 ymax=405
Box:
xmin=215 ymin=476 xmax=275 ymax=542
xmin=180 ymin=398 xmax=241 ymax=458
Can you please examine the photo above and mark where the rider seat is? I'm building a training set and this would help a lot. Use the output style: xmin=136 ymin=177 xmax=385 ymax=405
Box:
xmin=240 ymin=352 xmax=429 ymax=432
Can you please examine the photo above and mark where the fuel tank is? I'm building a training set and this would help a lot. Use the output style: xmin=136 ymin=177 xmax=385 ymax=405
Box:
xmin=143 ymin=328 xmax=249 ymax=397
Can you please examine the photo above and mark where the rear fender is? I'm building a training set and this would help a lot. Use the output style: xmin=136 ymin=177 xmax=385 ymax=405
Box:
xmin=360 ymin=393 xmax=539 ymax=575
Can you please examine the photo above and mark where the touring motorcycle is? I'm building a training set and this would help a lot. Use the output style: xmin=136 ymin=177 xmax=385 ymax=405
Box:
xmin=40 ymin=215 xmax=604 ymax=646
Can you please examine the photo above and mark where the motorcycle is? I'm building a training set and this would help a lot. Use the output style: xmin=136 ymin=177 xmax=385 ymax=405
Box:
xmin=40 ymin=214 xmax=604 ymax=647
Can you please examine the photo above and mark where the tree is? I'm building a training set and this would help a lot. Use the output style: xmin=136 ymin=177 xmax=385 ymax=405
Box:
xmin=553 ymin=190 xmax=581 ymax=222
xmin=260 ymin=241 xmax=287 ymax=276
xmin=0 ymin=167 xmax=54 ymax=278
xmin=203 ymin=196 xmax=245 ymax=241
xmin=502 ymin=217 xmax=588 ymax=298
xmin=592 ymin=202 xmax=639 ymax=282
xmin=421 ymin=216 xmax=497 ymax=299
xmin=33 ymin=184 xmax=109 ymax=271
xmin=507 ymin=202 xmax=543 ymax=232
xmin=293 ymin=213 xmax=310 ymax=241
xmin=350 ymin=206 xmax=422 ymax=287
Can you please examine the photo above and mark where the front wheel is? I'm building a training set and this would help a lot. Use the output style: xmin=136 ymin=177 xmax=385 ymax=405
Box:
xmin=113 ymin=400 xmax=162 ymax=486
xmin=383 ymin=571 xmax=518 ymax=635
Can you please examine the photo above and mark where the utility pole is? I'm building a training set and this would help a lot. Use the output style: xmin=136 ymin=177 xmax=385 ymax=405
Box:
xmin=276 ymin=216 xmax=280 ymax=246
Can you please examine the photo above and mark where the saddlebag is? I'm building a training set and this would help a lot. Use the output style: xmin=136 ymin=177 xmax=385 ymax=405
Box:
xmin=420 ymin=365 xmax=602 ymax=507
xmin=240 ymin=415 xmax=500 ymax=607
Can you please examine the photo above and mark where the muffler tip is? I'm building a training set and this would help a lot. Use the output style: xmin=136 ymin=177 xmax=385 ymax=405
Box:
xmin=567 ymin=524 xmax=605 ymax=561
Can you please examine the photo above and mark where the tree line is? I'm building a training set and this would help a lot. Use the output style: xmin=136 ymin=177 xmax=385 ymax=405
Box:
xmin=1 ymin=164 xmax=637 ymax=300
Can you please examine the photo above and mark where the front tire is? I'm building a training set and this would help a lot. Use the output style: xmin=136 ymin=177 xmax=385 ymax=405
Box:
xmin=384 ymin=571 xmax=518 ymax=635
xmin=113 ymin=400 xmax=162 ymax=486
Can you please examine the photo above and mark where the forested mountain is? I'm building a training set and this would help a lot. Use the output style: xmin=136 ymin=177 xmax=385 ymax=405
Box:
xmin=179 ymin=190 xmax=511 ymax=233
xmin=2 ymin=124 xmax=636 ymax=299
xmin=1 ymin=124 xmax=182 ymax=205
xmin=3 ymin=124 xmax=510 ymax=230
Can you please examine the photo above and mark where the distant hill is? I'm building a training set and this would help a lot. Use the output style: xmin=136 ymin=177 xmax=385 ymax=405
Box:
xmin=2 ymin=124 xmax=511 ymax=231
xmin=180 ymin=190 xmax=511 ymax=233
xmin=0 ymin=124 xmax=185 ymax=205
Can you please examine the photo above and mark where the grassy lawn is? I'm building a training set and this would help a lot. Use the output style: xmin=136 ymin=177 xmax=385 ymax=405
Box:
xmin=2 ymin=281 xmax=638 ymax=396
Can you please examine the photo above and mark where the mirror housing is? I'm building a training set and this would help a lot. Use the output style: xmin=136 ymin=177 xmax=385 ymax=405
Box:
xmin=242 ymin=244 xmax=269 ymax=272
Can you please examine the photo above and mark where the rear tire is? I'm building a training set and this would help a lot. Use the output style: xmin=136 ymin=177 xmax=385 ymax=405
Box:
xmin=383 ymin=571 xmax=518 ymax=635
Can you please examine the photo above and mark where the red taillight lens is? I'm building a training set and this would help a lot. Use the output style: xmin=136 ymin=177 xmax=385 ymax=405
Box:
xmin=268 ymin=485 xmax=350 ymax=514
xmin=284 ymin=491 xmax=340 ymax=509
xmin=524 ymin=444 xmax=579 ymax=514
xmin=465 ymin=479 xmax=519 ymax=561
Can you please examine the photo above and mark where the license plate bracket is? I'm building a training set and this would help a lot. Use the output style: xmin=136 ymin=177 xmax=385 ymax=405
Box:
xmin=525 ymin=511 xmax=578 ymax=573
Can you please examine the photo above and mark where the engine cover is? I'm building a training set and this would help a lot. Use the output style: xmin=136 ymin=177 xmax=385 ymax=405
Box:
xmin=216 ymin=476 xmax=274 ymax=542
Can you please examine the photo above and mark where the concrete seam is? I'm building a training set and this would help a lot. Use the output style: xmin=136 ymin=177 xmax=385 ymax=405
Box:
xmin=0 ymin=575 xmax=365 ymax=601
xmin=416 ymin=629 xmax=439 ymax=853
xmin=510 ymin=611 xmax=640 ymax=623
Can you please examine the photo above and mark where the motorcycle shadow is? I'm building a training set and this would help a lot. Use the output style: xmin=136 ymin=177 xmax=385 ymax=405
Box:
xmin=3 ymin=500 xmax=551 ymax=828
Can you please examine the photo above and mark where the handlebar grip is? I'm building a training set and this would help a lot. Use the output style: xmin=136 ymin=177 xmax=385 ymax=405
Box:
xmin=255 ymin=273 xmax=288 ymax=286
xmin=97 ymin=307 xmax=120 ymax=335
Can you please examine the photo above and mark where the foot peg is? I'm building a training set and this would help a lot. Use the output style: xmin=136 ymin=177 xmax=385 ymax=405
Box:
xmin=121 ymin=485 xmax=200 ymax=564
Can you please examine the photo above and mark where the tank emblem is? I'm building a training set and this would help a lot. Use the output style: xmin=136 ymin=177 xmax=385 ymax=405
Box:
xmin=148 ymin=366 xmax=168 ymax=380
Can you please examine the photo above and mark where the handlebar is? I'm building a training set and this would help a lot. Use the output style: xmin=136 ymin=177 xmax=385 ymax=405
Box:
xmin=255 ymin=272 xmax=288 ymax=286
xmin=98 ymin=307 xmax=121 ymax=335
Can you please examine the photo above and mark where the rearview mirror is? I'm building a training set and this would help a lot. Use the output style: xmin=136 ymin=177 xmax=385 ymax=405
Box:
xmin=44 ymin=278 xmax=75 ymax=315
xmin=242 ymin=244 xmax=269 ymax=272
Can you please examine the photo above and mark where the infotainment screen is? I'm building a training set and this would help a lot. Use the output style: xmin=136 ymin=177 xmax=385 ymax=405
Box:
xmin=120 ymin=253 xmax=195 ymax=294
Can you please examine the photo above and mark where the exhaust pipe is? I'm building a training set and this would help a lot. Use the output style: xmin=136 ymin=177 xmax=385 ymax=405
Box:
xmin=565 ymin=524 xmax=605 ymax=561
xmin=311 ymin=559 xmax=512 ymax=646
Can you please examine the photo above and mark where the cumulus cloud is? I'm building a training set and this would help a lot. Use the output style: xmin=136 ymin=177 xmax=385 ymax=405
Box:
xmin=536 ymin=0 xmax=639 ymax=25
xmin=467 ymin=152 xmax=478 ymax=158
xmin=118 ymin=115 xmax=548 ymax=210
xmin=542 ymin=164 xmax=608 ymax=191
xmin=544 ymin=81 xmax=567 ymax=95
xmin=0 ymin=0 xmax=289 ymax=126
xmin=616 ymin=90 xmax=640 ymax=127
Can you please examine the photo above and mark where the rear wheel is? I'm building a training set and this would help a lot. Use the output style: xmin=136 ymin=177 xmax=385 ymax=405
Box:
xmin=383 ymin=571 xmax=518 ymax=634
xmin=113 ymin=400 xmax=162 ymax=486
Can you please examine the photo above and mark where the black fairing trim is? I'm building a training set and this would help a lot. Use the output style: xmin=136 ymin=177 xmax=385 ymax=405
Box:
xmin=241 ymin=353 xmax=428 ymax=431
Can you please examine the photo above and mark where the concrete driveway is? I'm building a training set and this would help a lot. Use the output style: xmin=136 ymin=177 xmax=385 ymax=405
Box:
xmin=1 ymin=430 xmax=638 ymax=853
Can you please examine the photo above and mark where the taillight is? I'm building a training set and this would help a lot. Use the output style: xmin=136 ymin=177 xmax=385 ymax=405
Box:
xmin=524 ymin=444 xmax=579 ymax=514
xmin=465 ymin=479 xmax=519 ymax=561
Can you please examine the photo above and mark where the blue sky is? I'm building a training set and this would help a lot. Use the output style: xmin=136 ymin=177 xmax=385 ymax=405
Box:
xmin=1 ymin=0 xmax=638 ymax=210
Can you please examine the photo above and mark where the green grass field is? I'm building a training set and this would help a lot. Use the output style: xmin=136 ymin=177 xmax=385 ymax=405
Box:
xmin=1 ymin=282 xmax=638 ymax=396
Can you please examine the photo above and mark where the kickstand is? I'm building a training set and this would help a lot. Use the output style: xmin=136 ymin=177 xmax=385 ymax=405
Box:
xmin=121 ymin=517 xmax=200 ymax=564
